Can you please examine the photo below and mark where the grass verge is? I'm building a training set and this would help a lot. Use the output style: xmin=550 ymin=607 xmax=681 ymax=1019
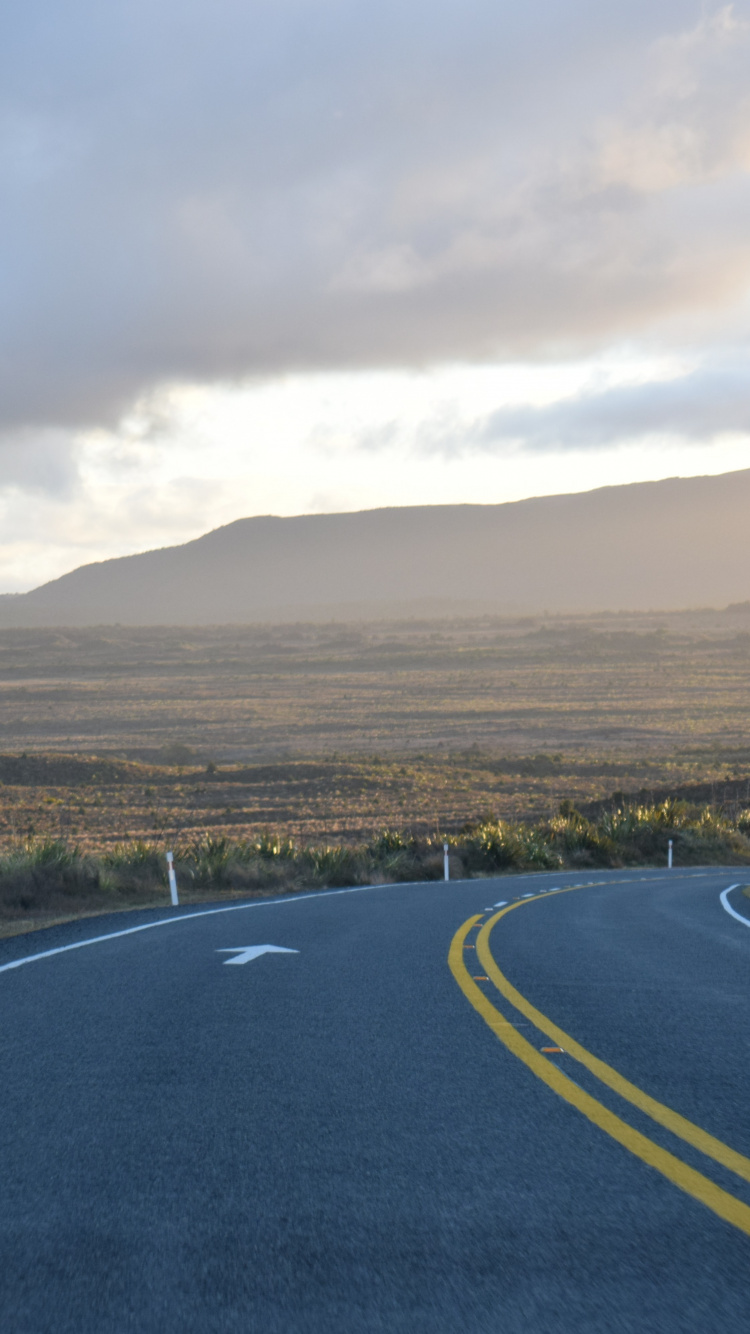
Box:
xmin=2 ymin=797 xmax=750 ymax=936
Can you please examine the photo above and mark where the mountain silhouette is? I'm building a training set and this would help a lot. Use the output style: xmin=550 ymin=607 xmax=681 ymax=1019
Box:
xmin=1 ymin=470 xmax=748 ymax=625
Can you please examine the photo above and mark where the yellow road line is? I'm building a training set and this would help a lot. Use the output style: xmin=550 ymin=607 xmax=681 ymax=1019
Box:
xmin=476 ymin=894 xmax=750 ymax=1187
xmin=449 ymin=915 xmax=750 ymax=1237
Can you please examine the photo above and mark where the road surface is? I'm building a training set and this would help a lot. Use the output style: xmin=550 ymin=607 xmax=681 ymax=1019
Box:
xmin=1 ymin=868 xmax=749 ymax=1332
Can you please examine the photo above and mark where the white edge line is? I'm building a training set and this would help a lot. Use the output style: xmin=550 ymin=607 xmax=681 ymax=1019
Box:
xmin=1 ymin=868 xmax=732 ymax=977
xmin=719 ymin=884 xmax=748 ymax=926
xmin=0 ymin=881 xmax=390 ymax=975
xmin=0 ymin=873 xmax=581 ymax=976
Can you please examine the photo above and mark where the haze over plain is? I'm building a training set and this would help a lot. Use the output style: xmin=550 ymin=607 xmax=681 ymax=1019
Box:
xmin=2 ymin=469 xmax=749 ymax=625
xmin=2 ymin=1 xmax=750 ymax=593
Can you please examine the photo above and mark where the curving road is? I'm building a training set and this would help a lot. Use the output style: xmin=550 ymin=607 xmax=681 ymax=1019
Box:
xmin=1 ymin=868 xmax=749 ymax=1332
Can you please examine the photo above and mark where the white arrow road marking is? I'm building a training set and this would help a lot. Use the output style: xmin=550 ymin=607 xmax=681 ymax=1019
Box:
xmin=216 ymin=945 xmax=300 ymax=965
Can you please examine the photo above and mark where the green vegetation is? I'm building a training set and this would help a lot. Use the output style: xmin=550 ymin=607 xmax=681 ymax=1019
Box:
xmin=2 ymin=608 xmax=750 ymax=933
xmin=2 ymin=797 xmax=749 ymax=933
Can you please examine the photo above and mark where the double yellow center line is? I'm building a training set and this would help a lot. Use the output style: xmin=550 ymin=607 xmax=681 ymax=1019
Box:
xmin=449 ymin=891 xmax=750 ymax=1236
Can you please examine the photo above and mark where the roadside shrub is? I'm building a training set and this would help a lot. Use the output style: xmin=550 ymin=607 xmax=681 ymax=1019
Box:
xmin=102 ymin=841 xmax=165 ymax=892
xmin=548 ymin=812 xmax=614 ymax=862
xmin=597 ymin=807 xmax=645 ymax=844
xmin=250 ymin=831 xmax=298 ymax=861
xmin=365 ymin=829 xmax=421 ymax=881
xmin=4 ymin=791 xmax=750 ymax=927
xmin=460 ymin=820 xmax=563 ymax=873
xmin=0 ymin=839 xmax=101 ymax=913
xmin=367 ymin=828 xmax=415 ymax=857
xmin=301 ymin=845 xmax=366 ymax=887
xmin=181 ymin=835 xmax=234 ymax=887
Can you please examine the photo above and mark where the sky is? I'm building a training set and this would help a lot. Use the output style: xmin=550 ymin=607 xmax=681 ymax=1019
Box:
xmin=2 ymin=0 xmax=750 ymax=591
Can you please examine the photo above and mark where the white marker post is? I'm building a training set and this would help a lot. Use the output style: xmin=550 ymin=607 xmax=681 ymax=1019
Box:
xmin=166 ymin=851 xmax=179 ymax=906
xmin=667 ymin=839 xmax=673 ymax=870
xmin=444 ymin=842 xmax=450 ymax=882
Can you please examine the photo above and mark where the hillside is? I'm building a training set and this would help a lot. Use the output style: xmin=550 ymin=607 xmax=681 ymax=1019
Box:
xmin=1 ymin=469 xmax=749 ymax=625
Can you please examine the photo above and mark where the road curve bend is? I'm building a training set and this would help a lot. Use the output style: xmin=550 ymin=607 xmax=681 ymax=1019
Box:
xmin=1 ymin=868 xmax=748 ymax=1333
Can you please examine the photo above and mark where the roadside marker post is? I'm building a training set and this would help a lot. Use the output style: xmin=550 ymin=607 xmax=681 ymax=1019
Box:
xmin=166 ymin=851 xmax=179 ymax=906
xmin=444 ymin=842 xmax=450 ymax=882
xmin=668 ymin=839 xmax=673 ymax=870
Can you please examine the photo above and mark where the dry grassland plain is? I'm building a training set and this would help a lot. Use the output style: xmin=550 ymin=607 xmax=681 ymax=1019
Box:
xmin=1 ymin=607 xmax=750 ymax=852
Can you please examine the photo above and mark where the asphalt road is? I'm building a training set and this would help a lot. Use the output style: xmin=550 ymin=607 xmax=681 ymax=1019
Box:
xmin=1 ymin=868 xmax=749 ymax=1332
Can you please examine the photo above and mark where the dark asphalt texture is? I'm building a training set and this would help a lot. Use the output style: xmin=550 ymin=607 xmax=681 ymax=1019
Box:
xmin=1 ymin=869 xmax=749 ymax=1332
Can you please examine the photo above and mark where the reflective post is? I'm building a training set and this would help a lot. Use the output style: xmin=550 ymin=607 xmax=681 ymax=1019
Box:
xmin=166 ymin=850 xmax=179 ymax=905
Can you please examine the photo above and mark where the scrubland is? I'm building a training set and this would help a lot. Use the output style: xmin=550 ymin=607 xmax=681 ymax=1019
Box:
xmin=1 ymin=607 xmax=750 ymax=932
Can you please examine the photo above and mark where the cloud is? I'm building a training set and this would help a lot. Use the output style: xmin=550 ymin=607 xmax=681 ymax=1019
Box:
xmin=2 ymin=0 xmax=750 ymax=442
xmin=0 ymin=429 xmax=79 ymax=493
xmin=418 ymin=362 xmax=750 ymax=454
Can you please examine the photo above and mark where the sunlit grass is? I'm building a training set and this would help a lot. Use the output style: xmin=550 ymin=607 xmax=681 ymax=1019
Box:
xmin=2 ymin=798 xmax=749 ymax=930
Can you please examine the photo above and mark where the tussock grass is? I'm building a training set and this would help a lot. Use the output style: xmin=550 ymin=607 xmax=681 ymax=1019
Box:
xmin=2 ymin=797 xmax=750 ymax=931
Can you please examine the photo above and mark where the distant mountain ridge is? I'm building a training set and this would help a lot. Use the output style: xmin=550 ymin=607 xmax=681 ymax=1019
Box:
xmin=1 ymin=470 xmax=749 ymax=626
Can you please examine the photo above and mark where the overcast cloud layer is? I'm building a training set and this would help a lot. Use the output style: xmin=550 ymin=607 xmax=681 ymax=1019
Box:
xmin=2 ymin=1 xmax=750 ymax=589
xmin=3 ymin=0 xmax=750 ymax=432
